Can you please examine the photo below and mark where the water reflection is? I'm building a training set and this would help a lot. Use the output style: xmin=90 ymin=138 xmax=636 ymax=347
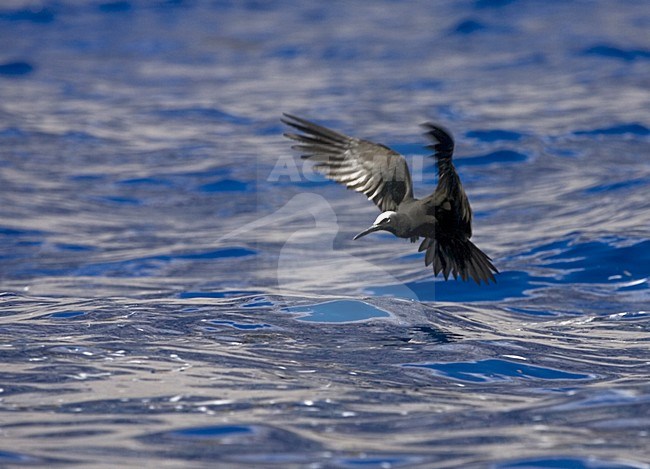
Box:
xmin=0 ymin=0 xmax=648 ymax=467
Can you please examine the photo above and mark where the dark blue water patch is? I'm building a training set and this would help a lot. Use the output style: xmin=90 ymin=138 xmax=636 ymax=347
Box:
xmin=209 ymin=320 xmax=273 ymax=330
xmin=156 ymin=0 xmax=188 ymax=8
xmin=284 ymin=300 xmax=392 ymax=323
xmin=140 ymin=422 xmax=323 ymax=457
xmin=584 ymin=178 xmax=649 ymax=194
xmin=240 ymin=296 xmax=274 ymax=308
xmin=299 ymin=6 xmax=327 ymax=23
xmin=74 ymin=247 xmax=254 ymax=277
xmin=157 ymin=107 xmax=253 ymax=125
xmin=321 ymin=44 xmax=362 ymax=61
xmin=539 ymin=239 xmax=650 ymax=284
xmin=0 ymin=449 xmax=45 ymax=464
xmin=241 ymin=300 xmax=274 ymax=308
xmin=69 ymin=174 xmax=107 ymax=183
xmin=0 ymin=61 xmax=34 ymax=76
xmin=466 ymin=129 xmax=524 ymax=142
xmin=367 ymin=270 xmax=538 ymax=302
xmin=178 ymin=290 xmax=262 ymax=299
xmin=73 ymin=257 xmax=169 ymax=277
xmin=94 ymin=195 xmax=141 ymax=205
xmin=505 ymin=52 xmax=547 ymax=68
xmin=30 ymin=429 xmax=112 ymax=439
xmin=59 ymin=130 xmax=111 ymax=144
xmin=256 ymin=123 xmax=285 ymax=137
xmin=55 ymin=243 xmax=97 ymax=253
xmin=168 ymin=425 xmax=254 ymax=440
xmin=398 ymin=78 xmax=443 ymax=92
xmin=582 ymin=44 xmax=650 ymax=62
xmin=0 ymin=127 xmax=29 ymax=138
xmin=270 ymin=45 xmax=304 ymax=59
xmin=475 ymin=0 xmax=517 ymax=8
xmin=247 ymin=0 xmax=281 ymax=11
xmin=278 ymin=179 xmax=331 ymax=190
xmin=117 ymin=177 xmax=175 ymax=187
xmin=453 ymin=19 xmax=486 ymax=34
xmin=495 ymin=456 xmax=644 ymax=469
xmin=388 ymin=143 xmax=425 ymax=157
xmin=199 ymin=179 xmax=249 ymax=192
xmin=177 ymin=247 xmax=255 ymax=260
xmin=517 ymin=237 xmax=570 ymax=258
xmin=0 ymin=7 xmax=55 ymax=23
xmin=0 ymin=226 xmax=47 ymax=237
xmin=458 ymin=150 xmax=528 ymax=166
xmin=48 ymin=311 xmax=87 ymax=319
xmin=404 ymin=358 xmax=592 ymax=383
xmin=551 ymin=147 xmax=582 ymax=158
xmin=573 ymin=123 xmax=649 ymax=136
xmin=504 ymin=306 xmax=558 ymax=318
xmin=99 ymin=1 xmax=132 ymax=13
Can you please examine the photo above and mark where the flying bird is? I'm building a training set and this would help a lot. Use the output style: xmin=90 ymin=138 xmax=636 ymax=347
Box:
xmin=282 ymin=114 xmax=498 ymax=285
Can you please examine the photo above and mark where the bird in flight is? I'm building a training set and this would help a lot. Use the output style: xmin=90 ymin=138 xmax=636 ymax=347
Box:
xmin=282 ymin=114 xmax=498 ymax=285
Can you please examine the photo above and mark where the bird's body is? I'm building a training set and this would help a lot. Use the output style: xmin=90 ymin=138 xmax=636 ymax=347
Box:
xmin=282 ymin=114 xmax=498 ymax=285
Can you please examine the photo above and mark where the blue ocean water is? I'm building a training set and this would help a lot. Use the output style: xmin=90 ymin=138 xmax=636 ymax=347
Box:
xmin=1 ymin=0 xmax=649 ymax=467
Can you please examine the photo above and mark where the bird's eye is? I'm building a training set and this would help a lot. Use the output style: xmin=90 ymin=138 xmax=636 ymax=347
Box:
xmin=379 ymin=217 xmax=390 ymax=224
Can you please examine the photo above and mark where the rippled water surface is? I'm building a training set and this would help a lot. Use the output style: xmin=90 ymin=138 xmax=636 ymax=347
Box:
xmin=1 ymin=1 xmax=649 ymax=467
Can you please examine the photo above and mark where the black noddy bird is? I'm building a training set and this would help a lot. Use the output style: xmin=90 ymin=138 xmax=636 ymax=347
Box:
xmin=282 ymin=114 xmax=498 ymax=285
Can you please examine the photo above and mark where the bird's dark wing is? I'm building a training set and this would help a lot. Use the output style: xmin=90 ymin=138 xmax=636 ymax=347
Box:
xmin=418 ymin=123 xmax=498 ymax=284
xmin=282 ymin=113 xmax=413 ymax=212
xmin=422 ymin=123 xmax=472 ymax=237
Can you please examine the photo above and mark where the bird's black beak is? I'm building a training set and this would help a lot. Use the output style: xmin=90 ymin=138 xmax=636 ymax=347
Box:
xmin=353 ymin=224 xmax=383 ymax=240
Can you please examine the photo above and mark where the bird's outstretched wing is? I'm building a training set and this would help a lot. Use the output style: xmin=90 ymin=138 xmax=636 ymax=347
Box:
xmin=422 ymin=123 xmax=472 ymax=237
xmin=282 ymin=114 xmax=413 ymax=212
xmin=419 ymin=123 xmax=498 ymax=284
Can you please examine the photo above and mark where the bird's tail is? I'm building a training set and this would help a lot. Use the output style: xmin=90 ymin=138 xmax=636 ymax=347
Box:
xmin=419 ymin=236 xmax=498 ymax=285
